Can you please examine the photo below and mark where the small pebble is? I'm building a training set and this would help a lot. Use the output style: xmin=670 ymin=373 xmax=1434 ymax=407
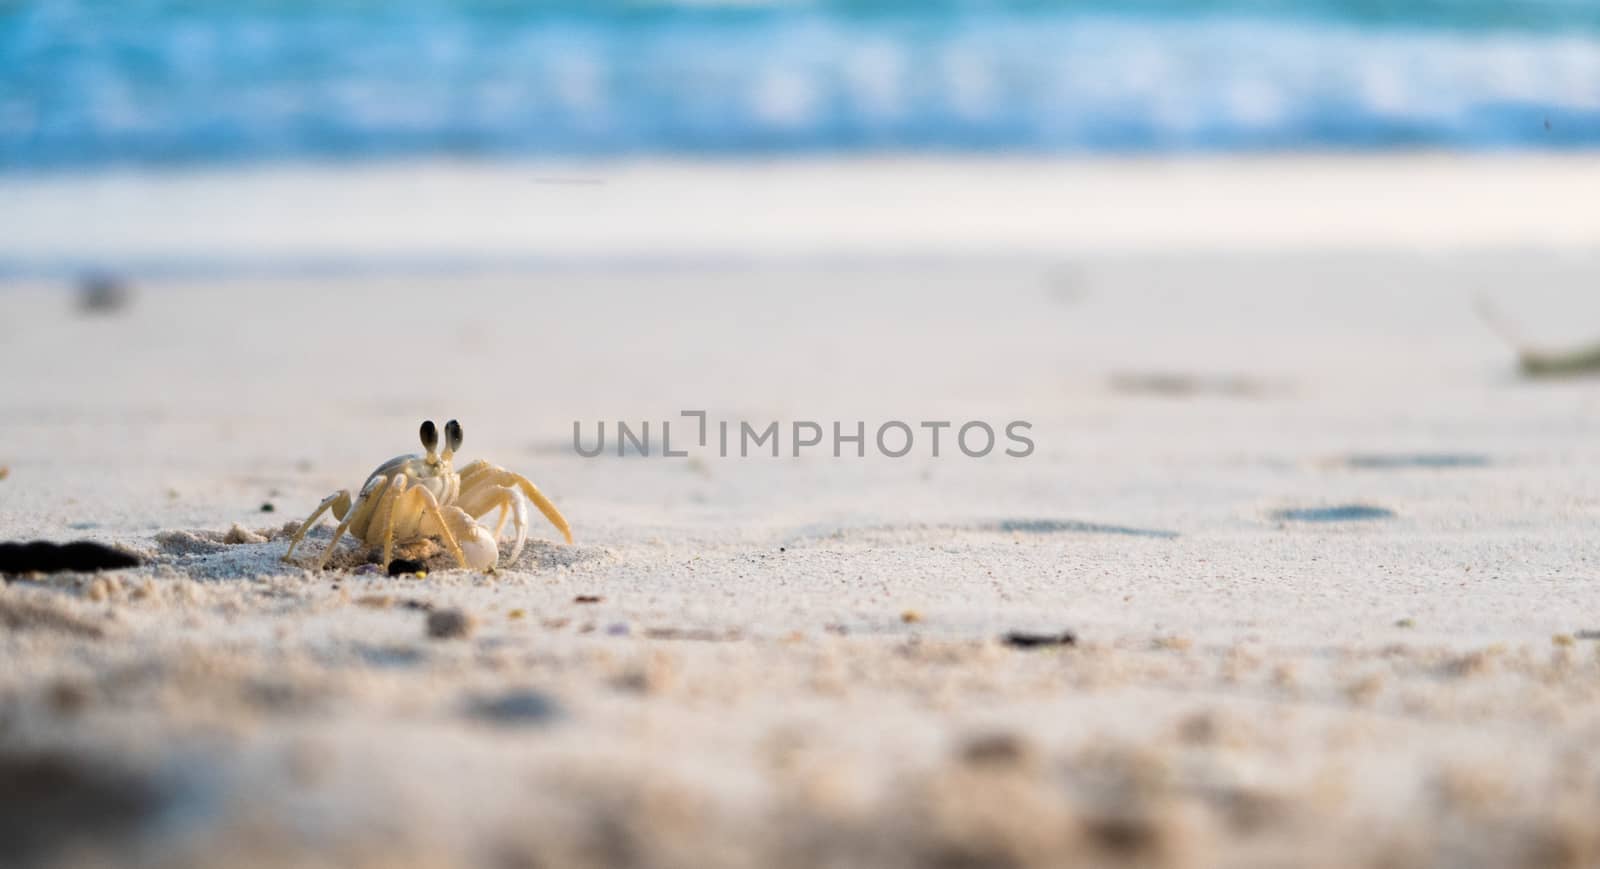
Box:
xmin=466 ymin=689 xmax=561 ymax=725
xmin=606 ymin=622 xmax=630 ymax=636
xmin=574 ymin=595 xmax=603 ymax=604
xmin=76 ymin=272 xmax=132 ymax=314
xmin=1395 ymin=618 xmax=1415 ymax=629
xmin=388 ymin=558 xmax=427 ymax=577
xmin=0 ymin=466 xmax=9 ymax=480
xmin=426 ymin=608 xmax=476 ymax=640
xmin=508 ymin=609 xmax=526 ymax=620
xmin=901 ymin=609 xmax=923 ymax=624
xmin=959 ymin=732 xmax=1033 ymax=768
xmin=1002 ymin=630 xmax=1077 ymax=649
xmin=260 ymin=502 xmax=276 ymax=513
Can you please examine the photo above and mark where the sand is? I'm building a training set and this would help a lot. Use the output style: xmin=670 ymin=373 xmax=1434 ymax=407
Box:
xmin=4 ymin=156 xmax=1600 ymax=868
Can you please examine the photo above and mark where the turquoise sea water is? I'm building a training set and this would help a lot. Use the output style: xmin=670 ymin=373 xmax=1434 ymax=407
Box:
xmin=2 ymin=1 xmax=1598 ymax=169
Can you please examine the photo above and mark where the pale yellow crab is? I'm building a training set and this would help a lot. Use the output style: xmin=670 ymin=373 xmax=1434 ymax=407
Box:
xmin=284 ymin=419 xmax=572 ymax=571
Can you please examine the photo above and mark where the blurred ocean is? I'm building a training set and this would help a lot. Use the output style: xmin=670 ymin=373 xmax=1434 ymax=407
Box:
xmin=2 ymin=0 xmax=1598 ymax=170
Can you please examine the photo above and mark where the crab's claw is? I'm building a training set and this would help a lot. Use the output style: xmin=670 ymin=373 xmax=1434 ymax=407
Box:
xmin=441 ymin=506 xmax=498 ymax=570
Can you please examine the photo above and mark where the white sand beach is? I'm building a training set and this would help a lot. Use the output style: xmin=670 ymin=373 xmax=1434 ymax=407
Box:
xmin=4 ymin=155 xmax=1600 ymax=868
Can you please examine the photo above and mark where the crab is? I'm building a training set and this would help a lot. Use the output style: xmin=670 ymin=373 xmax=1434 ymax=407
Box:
xmin=283 ymin=419 xmax=572 ymax=571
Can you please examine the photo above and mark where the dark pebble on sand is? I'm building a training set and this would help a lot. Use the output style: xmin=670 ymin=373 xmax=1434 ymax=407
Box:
xmin=959 ymin=732 xmax=1033 ymax=767
xmin=1002 ymin=630 xmax=1077 ymax=649
xmin=0 ymin=541 xmax=141 ymax=576
xmin=426 ymin=608 xmax=476 ymax=640
xmin=573 ymin=595 xmax=603 ymax=604
xmin=260 ymin=502 xmax=275 ymax=513
xmin=76 ymin=272 xmax=132 ymax=314
xmin=1344 ymin=453 xmax=1488 ymax=470
xmin=387 ymin=558 xmax=427 ymax=577
xmin=466 ymin=690 xmax=561 ymax=725
xmin=1271 ymin=504 xmax=1395 ymax=522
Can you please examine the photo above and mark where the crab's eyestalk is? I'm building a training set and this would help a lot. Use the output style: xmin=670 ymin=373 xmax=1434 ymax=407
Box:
xmin=443 ymin=419 xmax=464 ymax=458
xmin=420 ymin=420 xmax=439 ymax=457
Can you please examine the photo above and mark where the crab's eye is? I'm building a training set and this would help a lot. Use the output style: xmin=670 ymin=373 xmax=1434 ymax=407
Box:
xmin=420 ymin=420 xmax=439 ymax=453
xmin=445 ymin=419 xmax=463 ymax=453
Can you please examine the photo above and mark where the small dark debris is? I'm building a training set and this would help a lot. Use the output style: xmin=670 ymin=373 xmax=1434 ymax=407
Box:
xmin=1271 ymin=504 xmax=1395 ymax=522
xmin=354 ymin=595 xmax=432 ymax=612
xmin=1344 ymin=453 xmax=1489 ymax=470
xmin=990 ymin=518 xmax=1178 ymax=540
xmin=1517 ymin=343 xmax=1600 ymax=378
xmin=779 ymin=546 xmax=786 ymax=552
xmin=1002 ymin=630 xmax=1077 ymax=649
xmin=644 ymin=627 xmax=736 ymax=642
xmin=426 ymin=608 xmax=476 ymax=640
xmin=573 ymin=595 xmax=603 ymax=604
xmin=1109 ymin=371 xmax=1270 ymax=399
xmin=387 ymin=558 xmax=427 ymax=577
xmin=466 ymin=690 xmax=562 ymax=726
xmin=1083 ymin=814 xmax=1162 ymax=858
xmin=0 ymin=540 xmax=141 ymax=576
xmin=260 ymin=502 xmax=276 ymax=513
xmin=353 ymin=644 xmax=424 ymax=668
xmin=76 ymin=272 xmax=132 ymax=314
xmin=959 ymin=732 xmax=1031 ymax=767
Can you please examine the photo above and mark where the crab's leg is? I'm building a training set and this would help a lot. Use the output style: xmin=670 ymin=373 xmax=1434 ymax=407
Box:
xmin=375 ymin=475 xmax=409 ymax=567
xmin=455 ymin=460 xmax=492 ymax=502
xmin=454 ymin=474 xmax=511 ymax=536
xmin=283 ymin=489 xmax=352 ymax=563
xmin=313 ymin=477 xmax=390 ymax=571
xmin=456 ymin=463 xmax=572 ymax=545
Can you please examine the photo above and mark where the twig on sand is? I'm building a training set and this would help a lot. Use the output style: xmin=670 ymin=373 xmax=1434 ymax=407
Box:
xmin=1477 ymin=297 xmax=1600 ymax=378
